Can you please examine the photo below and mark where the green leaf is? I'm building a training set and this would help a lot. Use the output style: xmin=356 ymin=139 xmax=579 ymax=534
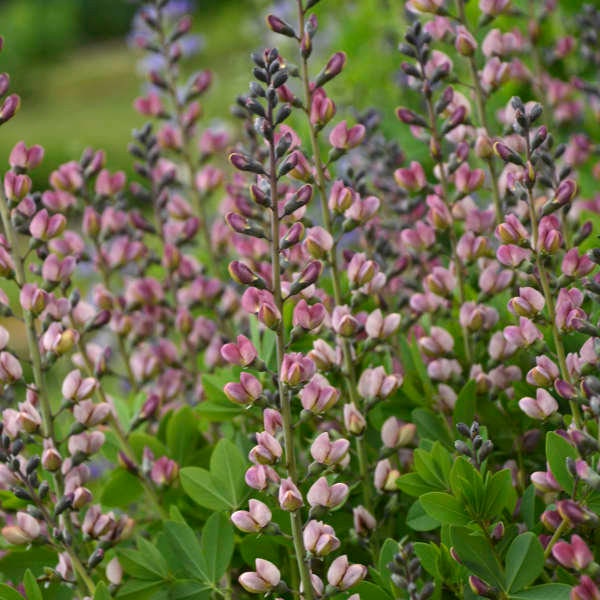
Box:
xmin=483 ymin=468 xmax=517 ymax=520
xmin=240 ymin=535 xmax=283 ymax=565
xmin=100 ymin=469 xmax=143 ymax=508
xmin=196 ymin=400 xmax=243 ymax=422
xmin=414 ymin=542 xmax=441 ymax=579
xmin=546 ymin=432 xmax=578 ymax=492
xmin=180 ymin=467 xmax=228 ymax=511
xmin=137 ymin=537 xmax=169 ymax=579
xmin=407 ymin=499 xmax=442 ymax=531
xmin=162 ymin=521 xmax=208 ymax=581
xmin=397 ymin=472 xmax=434 ymax=497
xmin=412 ymin=409 xmax=453 ymax=449
xmin=420 ymin=492 xmax=471 ymax=526
xmin=117 ymin=579 xmax=163 ymax=599
xmin=508 ymin=584 xmax=572 ymax=600
xmin=449 ymin=457 xmax=484 ymax=512
xmin=93 ymin=582 xmax=111 ymax=600
xmin=166 ymin=406 xmax=199 ymax=465
xmin=378 ymin=538 xmax=399 ymax=579
xmin=168 ymin=581 xmax=211 ymax=599
xmin=0 ymin=584 xmax=24 ymax=600
xmin=209 ymin=438 xmax=247 ymax=509
xmin=505 ymin=533 xmax=544 ymax=592
xmin=449 ymin=527 xmax=505 ymax=591
xmin=119 ymin=549 xmax=163 ymax=581
xmin=519 ymin=485 xmax=537 ymax=531
xmin=453 ymin=379 xmax=477 ymax=426
xmin=23 ymin=570 xmax=42 ymax=600
xmin=201 ymin=512 xmax=234 ymax=583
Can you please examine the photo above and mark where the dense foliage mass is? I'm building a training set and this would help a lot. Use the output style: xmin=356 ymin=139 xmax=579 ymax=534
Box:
xmin=0 ymin=0 xmax=600 ymax=598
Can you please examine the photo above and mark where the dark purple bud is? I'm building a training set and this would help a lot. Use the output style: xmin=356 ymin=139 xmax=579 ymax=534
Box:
xmin=266 ymin=14 xmax=296 ymax=37
xmin=228 ymin=153 xmax=265 ymax=175
xmin=493 ymin=142 xmax=524 ymax=165
xmin=229 ymin=261 xmax=267 ymax=289
xmin=315 ymin=52 xmax=346 ymax=87
xmin=395 ymin=107 xmax=428 ymax=128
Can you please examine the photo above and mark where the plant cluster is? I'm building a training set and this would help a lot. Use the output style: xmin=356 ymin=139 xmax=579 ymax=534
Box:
xmin=0 ymin=0 xmax=600 ymax=599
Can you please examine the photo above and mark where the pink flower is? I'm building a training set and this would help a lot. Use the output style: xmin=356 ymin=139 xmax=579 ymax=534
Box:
xmin=220 ymin=335 xmax=258 ymax=367
xmin=357 ymin=367 xmax=401 ymax=400
xmin=394 ymin=161 xmax=426 ymax=192
xmin=280 ymin=353 xmax=316 ymax=386
xmin=223 ymin=373 xmax=262 ymax=405
xmin=518 ymin=389 xmax=558 ymax=419
xmin=508 ymin=287 xmax=545 ymax=317
xmin=310 ymin=432 xmax=350 ymax=466
xmin=293 ymin=299 xmax=326 ymax=331
xmin=299 ymin=374 xmax=340 ymax=413
xmin=307 ymin=476 xmax=348 ymax=508
xmin=303 ymin=520 xmax=340 ymax=556
xmin=552 ymin=535 xmax=594 ymax=570
xmin=9 ymin=141 xmax=44 ymax=170
xmin=329 ymin=120 xmax=365 ymax=149
xmin=327 ymin=555 xmax=367 ymax=590
xmin=239 ymin=559 xmax=280 ymax=594
xmin=231 ymin=500 xmax=272 ymax=533
xmin=503 ymin=317 xmax=543 ymax=348
xmin=278 ymin=478 xmax=303 ymax=511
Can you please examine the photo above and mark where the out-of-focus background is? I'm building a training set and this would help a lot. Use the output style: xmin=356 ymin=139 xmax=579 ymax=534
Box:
xmin=0 ymin=0 xmax=407 ymax=185
xmin=0 ymin=0 xmax=592 ymax=187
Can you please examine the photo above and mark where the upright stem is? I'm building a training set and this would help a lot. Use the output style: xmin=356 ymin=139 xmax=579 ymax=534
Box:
xmin=524 ymin=140 xmax=583 ymax=429
xmin=295 ymin=0 xmax=372 ymax=512
xmin=0 ymin=193 xmax=95 ymax=598
xmin=267 ymin=107 xmax=314 ymax=600
xmin=455 ymin=0 xmax=503 ymax=225
xmin=424 ymin=95 xmax=473 ymax=365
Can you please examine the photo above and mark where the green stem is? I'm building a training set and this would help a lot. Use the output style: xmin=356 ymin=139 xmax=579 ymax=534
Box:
xmin=0 ymin=193 xmax=95 ymax=598
xmin=543 ymin=518 xmax=569 ymax=560
xmin=296 ymin=0 xmax=372 ymax=512
xmin=267 ymin=102 xmax=314 ymax=600
xmin=455 ymin=0 xmax=503 ymax=226
xmin=424 ymin=93 xmax=473 ymax=366
xmin=524 ymin=140 xmax=583 ymax=429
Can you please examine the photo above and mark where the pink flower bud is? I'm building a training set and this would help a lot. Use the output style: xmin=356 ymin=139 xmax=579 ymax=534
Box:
xmin=9 ymin=141 xmax=44 ymax=170
xmin=381 ymin=417 xmax=417 ymax=448
xmin=245 ymin=465 xmax=279 ymax=491
xmin=365 ymin=309 xmax=401 ymax=339
xmin=418 ymin=326 xmax=454 ymax=357
xmin=310 ymin=88 xmax=336 ymax=127
xmin=374 ymin=459 xmax=400 ymax=491
xmin=151 ymin=456 xmax=179 ymax=487
xmin=426 ymin=194 xmax=452 ymax=229
xmin=331 ymin=305 xmax=359 ymax=337
xmin=353 ymin=506 xmax=376 ymax=537
xmin=571 ymin=576 xmax=600 ymax=600
xmin=231 ymin=499 xmax=272 ymax=533
xmin=2 ymin=512 xmax=40 ymax=545
xmin=278 ymin=478 xmax=303 ymax=511
xmin=220 ymin=335 xmax=258 ymax=367
xmin=503 ymin=317 xmax=542 ymax=348
xmin=305 ymin=226 xmax=333 ymax=258
xmin=329 ymin=120 xmax=365 ymax=150
xmin=0 ymin=351 xmax=23 ymax=384
xmin=552 ymin=535 xmax=593 ymax=570
xmin=0 ymin=94 xmax=20 ymax=125
xmin=303 ymin=520 xmax=340 ymax=556
xmin=310 ymin=432 xmax=350 ymax=466
xmin=394 ymin=161 xmax=426 ymax=192
xmin=223 ymin=373 xmax=262 ymax=405
xmin=527 ymin=355 xmax=559 ymax=387
xmin=328 ymin=180 xmax=355 ymax=213
xmin=497 ymin=244 xmax=531 ymax=267
xmin=455 ymin=26 xmax=477 ymax=56
xmin=562 ymin=248 xmax=594 ymax=278
xmin=293 ymin=299 xmax=326 ymax=331
xmin=106 ymin=558 xmax=123 ymax=586
xmin=4 ymin=171 xmax=31 ymax=201
xmin=327 ymin=555 xmax=367 ymax=591
xmin=358 ymin=367 xmax=402 ymax=400
xmin=62 ymin=370 xmax=97 ymax=402
xmin=239 ymin=559 xmax=280 ymax=594
xmin=280 ymin=353 xmax=316 ymax=386
xmin=299 ymin=374 xmax=340 ymax=413
xmin=307 ymin=476 xmax=348 ymax=508
xmin=508 ymin=287 xmax=545 ymax=317
xmin=343 ymin=402 xmax=366 ymax=435
xmin=518 ymin=389 xmax=558 ymax=419
xmin=250 ymin=431 xmax=282 ymax=465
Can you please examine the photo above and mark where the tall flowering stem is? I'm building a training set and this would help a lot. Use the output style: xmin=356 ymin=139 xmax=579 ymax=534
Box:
xmin=455 ymin=0 xmax=503 ymax=225
xmin=294 ymin=0 xmax=373 ymax=511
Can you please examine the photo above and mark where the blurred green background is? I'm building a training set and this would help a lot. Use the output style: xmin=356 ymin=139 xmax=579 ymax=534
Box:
xmin=0 ymin=0 xmax=594 ymax=188
xmin=0 ymin=0 xmax=405 ymax=186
